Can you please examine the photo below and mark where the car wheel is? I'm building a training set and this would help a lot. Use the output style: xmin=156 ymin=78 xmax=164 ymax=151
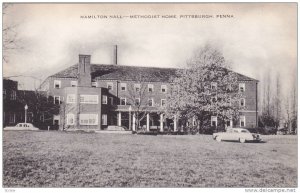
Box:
xmin=216 ymin=136 xmax=222 ymax=142
xmin=239 ymin=138 xmax=246 ymax=143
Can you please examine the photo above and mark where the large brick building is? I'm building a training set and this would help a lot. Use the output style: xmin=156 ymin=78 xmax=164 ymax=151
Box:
xmin=40 ymin=54 xmax=258 ymax=131
xmin=3 ymin=79 xmax=59 ymax=129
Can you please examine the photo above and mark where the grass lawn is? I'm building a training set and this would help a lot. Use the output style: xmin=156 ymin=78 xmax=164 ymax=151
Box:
xmin=3 ymin=131 xmax=298 ymax=187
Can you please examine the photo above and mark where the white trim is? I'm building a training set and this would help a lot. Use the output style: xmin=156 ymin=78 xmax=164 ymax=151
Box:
xmin=79 ymin=114 xmax=98 ymax=125
xmin=54 ymin=80 xmax=61 ymax=89
xmin=148 ymin=98 xmax=154 ymax=107
xmin=239 ymin=83 xmax=246 ymax=92
xmin=80 ymin=95 xmax=98 ymax=104
xmin=54 ymin=96 xmax=61 ymax=104
xmin=161 ymin=99 xmax=166 ymax=106
xmin=240 ymin=98 xmax=246 ymax=107
xmin=102 ymin=95 xmax=107 ymax=104
xmin=101 ymin=114 xmax=107 ymax=125
xmin=240 ymin=110 xmax=258 ymax=113
xmin=148 ymin=84 xmax=154 ymax=92
xmin=211 ymin=116 xmax=217 ymax=126
xmin=240 ymin=115 xmax=246 ymax=127
xmin=120 ymin=97 xmax=126 ymax=105
xmin=161 ymin=85 xmax=167 ymax=93
xmin=134 ymin=83 xmax=141 ymax=92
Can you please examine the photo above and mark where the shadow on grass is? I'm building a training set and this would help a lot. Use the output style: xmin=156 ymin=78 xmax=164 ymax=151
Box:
xmin=218 ymin=140 xmax=267 ymax=144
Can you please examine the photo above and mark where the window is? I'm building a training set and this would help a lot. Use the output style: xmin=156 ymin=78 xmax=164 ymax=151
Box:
xmin=3 ymin=89 xmax=6 ymax=99
xmin=53 ymin=115 xmax=60 ymax=125
xmin=54 ymin=96 xmax=60 ymax=104
xmin=134 ymin=84 xmax=141 ymax=92
xmin=240 ymin=116 xmax=246 ymax=127
xmin=211 ymin=116 xmax=217 ymax=127
xmin=40 ymin=113 xmax=45 ymax=122
xmin=148 ymin=99 xmax=153 ymax=107
xmin=211 ymin=82 xmax=217 ymax=90
xmin=102 ymin=114 xmax=107 ymax=125
xmin=161 ymin=85 xmax=167 ymax=93
xmin=79 ymin=114 xmax=98 ymax=125
xmin=54 ymin=80 xmax=61 ymax=89
xmin=148 ymin=84 xmax=154 ymax=92
xmin=10 ymin=90 xmax=16 ymax=100
xmin=80 ymin=95 xmax=98 ymax=104
xmin=102 ymin=95 xmax=107 ymax=104
xmin=120 ymin=98 xmax=126 ymax=105
xmin=240 ymin=98 xmax=245 ymax=107
xmin=161 ymin=99 xmax=166 ymax=107
xmin=109 ymin=97 xmax=114 ymax=105
xmin=121 ymin=83 xmax=127 ymax=91
xmin=92 ymin=81 xmax=98 ymax=88
xmin=226 ymin=118 xmax=232 ymax=128
xmin=71 ymin=81 xmax=77 ymax=87
xmin=67 ymin=94 xmax=76 ymax=103
xmin=67 ymin=114 xmax=75 ymax=125
xmin=193 ymin=117 xmax=196 ymax=126
xmin=135 ymin=98 xmax=140 ymax=106
xmin=107 ymin=82 xmax=113 ymax=91
xmin=239 ymin=83 xmax=245 ymax=92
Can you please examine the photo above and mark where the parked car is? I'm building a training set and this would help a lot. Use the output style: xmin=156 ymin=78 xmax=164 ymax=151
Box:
xmin=106 ymin=125 xmax=128 ymax=131
xmin=213 ymin=128 xmax=261 ymax=143
xmin=4 ymin=123 xmax=39 ymax=131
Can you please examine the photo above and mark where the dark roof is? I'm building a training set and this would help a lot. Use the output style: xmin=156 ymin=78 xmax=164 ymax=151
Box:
xmin=50 ymin=64 xmax=258 ymax=82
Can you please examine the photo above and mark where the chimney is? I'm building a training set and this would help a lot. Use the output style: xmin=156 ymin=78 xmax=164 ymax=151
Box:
xmin=78 ymin=54 xmax=91 ymax=87
xmin=114 ymin=45 xmax=118 ymax=65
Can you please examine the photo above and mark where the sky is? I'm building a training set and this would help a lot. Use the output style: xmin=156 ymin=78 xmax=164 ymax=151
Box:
xmin=3 ymin=3 xmax=297 ymax=101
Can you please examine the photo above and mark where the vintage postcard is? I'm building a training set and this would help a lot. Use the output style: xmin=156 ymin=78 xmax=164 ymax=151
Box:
xmin=2 ymin=2 xmax=297 ymax=192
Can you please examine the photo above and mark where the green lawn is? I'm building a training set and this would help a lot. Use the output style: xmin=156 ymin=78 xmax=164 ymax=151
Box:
xmin=3 ymin=131 xmax=298 ymax=187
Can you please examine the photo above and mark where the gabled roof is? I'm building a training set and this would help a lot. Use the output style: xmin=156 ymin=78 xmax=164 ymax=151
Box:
xmin=50 ymin=64 xmax=258 ymax=82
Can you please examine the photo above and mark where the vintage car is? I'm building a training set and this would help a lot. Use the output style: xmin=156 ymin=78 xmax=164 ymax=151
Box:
xmin=4 ymin=123 xmax=39 ymax=131
xmin=213 ymin=128 xmax=261 ymax=143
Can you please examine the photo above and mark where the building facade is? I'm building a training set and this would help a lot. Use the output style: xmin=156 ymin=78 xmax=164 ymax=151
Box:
xmin=40 ymin=54 xmax=258 ymax=131
xmin=3 ymin=79 xmax=58 ymax=129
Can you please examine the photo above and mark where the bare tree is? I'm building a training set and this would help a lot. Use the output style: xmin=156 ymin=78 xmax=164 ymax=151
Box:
xmin=3 ymin=3 xmax=23 ymax=63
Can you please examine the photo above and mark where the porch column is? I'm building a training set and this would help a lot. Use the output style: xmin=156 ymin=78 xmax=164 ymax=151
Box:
xmin=118 ymin=112 xmax=121 ymax=126
xmin=174 ymin=115 xmax=177 ymax=132
xmin=146 ymin=113 xmax=150 ymax=132
xmin=132 ymin=113 xmax=136 ymax=131
xmin=160 ymin=113 xmax=164 ymax=132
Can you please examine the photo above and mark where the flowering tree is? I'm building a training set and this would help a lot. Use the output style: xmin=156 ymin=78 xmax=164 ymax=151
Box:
xmin=165 ymin=45 xmax=243 ymax=132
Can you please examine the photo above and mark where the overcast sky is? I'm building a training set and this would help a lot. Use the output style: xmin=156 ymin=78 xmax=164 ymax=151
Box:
xmin=3 ymin=3 xmax=297 ymax=98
